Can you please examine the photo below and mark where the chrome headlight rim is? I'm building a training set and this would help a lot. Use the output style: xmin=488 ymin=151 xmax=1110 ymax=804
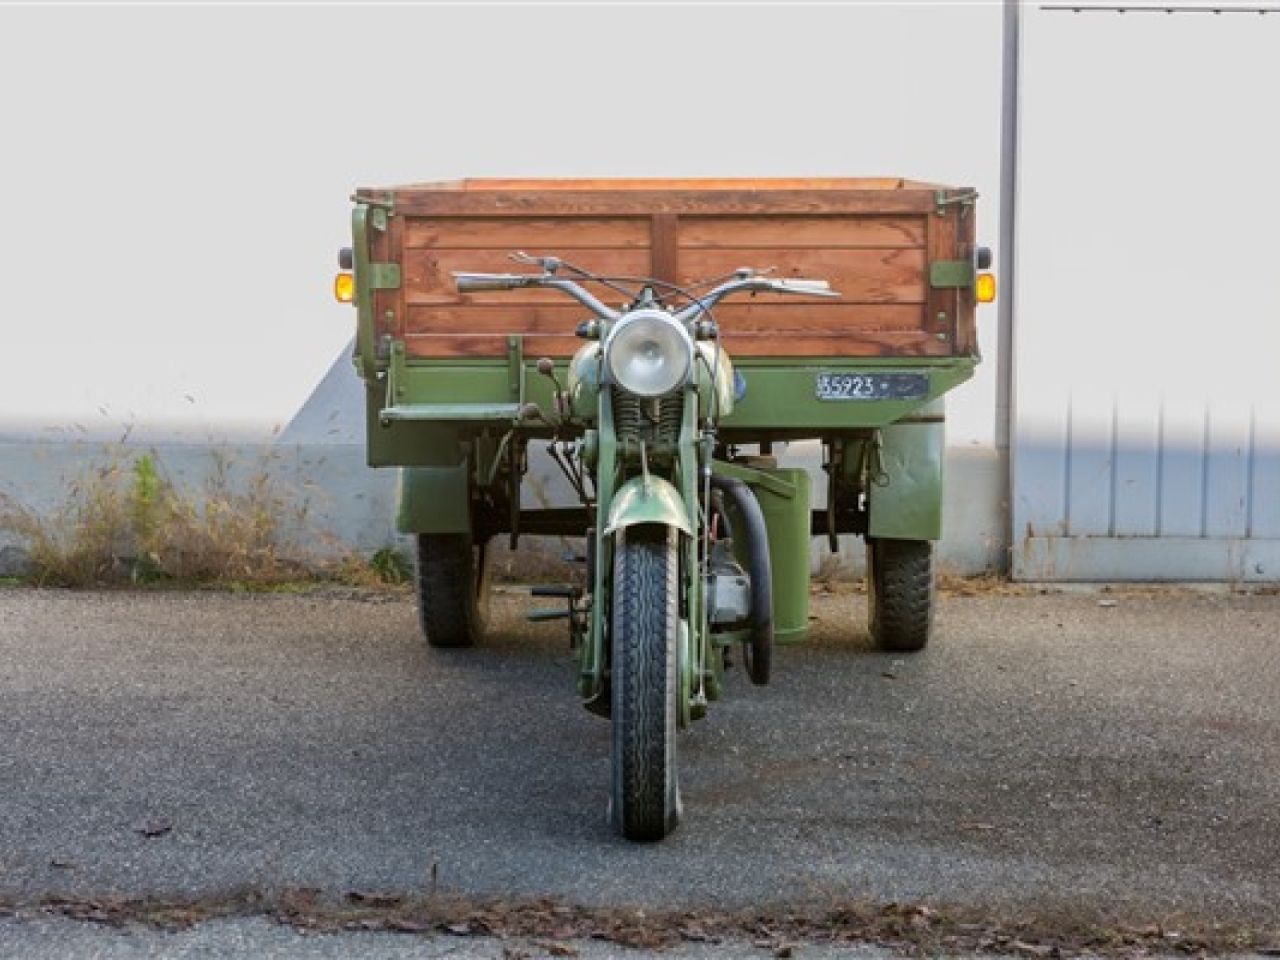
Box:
xmin=604 ymin=308 xmax=694 ymax=398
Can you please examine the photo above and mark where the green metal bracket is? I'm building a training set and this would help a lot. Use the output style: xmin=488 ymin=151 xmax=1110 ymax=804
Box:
xmin=930 ymin=260 xmax=976 ymax=289
xmin=352 ymin=204 xmax=379 ymax=381
xmin=385 ymin=339 xmax=407 ymax=407
xmin=364 ymin=192 xmax=395 ymax=230
xmin=934 ymin=189 xmax=978 ymax=217
xmin=368 ymin=262 xmax=400 ymax=290
xmin=507 ymin=336 xmax=524 ymax=401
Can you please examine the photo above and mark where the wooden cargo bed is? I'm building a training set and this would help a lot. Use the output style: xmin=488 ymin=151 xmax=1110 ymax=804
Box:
xmin=354 ymin=178 xmax=980 ymax=362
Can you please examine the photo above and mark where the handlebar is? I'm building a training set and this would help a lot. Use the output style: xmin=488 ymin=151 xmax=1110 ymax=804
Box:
xmin=454 ymin=273 xmax=532 ymax=293
xmin=453 ymin=264 xmax=839 ymax=322
xmin=763 ymin=278 xmax=838 ymax=297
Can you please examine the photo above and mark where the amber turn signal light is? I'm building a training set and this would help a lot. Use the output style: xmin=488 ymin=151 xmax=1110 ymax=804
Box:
xmin=334 ymin=272 xmax=354 ymax=303
xmin=976 ymin=272 xmax=996 ymax=304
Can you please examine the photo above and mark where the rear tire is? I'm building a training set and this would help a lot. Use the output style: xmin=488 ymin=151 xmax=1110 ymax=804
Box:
xmin=610 ymin=525 xmax=681 ymax=842
xmin=866 ymin=537 xmax=934 ymax=652
xmin=415 ymin=533 xmax=491 ymax=648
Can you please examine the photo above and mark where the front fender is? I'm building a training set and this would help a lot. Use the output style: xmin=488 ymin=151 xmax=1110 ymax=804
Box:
xmin=603 ymin=475 xmax=693 ymax=538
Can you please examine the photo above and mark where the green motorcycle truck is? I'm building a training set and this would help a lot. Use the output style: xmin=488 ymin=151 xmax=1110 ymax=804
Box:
xmin=336 ymin=178 xmax=992 ymax=841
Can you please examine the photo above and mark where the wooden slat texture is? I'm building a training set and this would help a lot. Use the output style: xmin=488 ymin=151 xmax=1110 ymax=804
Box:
xmin=727 ymin=333 xmax=947 ymax=358
xmin=369 ymin=177 xmax=976 ymax=360
xmin=404 ymin=217 xmax=648 ymax=250
xmin=401 ymin=303 xmax=942 ymax=359
xmin=406 ymin=305 xmax=599 ymax=336
xmin=925 ymin=208 xmax=960 ymax=349
xmin=678 ymin=215 xmax=925 ymax=249
xmin=650 ymin=214 xmax=679 ymax=284
xmin=402 ymin=248 xmax=652 ymax=306
xmin=679 ymin=248 xmax=926 ymax=305
xmin=712 ymin=302 xmax=925 ymax=333
xmin=404 ymin=303 xmax=926 ymax=336
xmin=953 ymin=206 xmax=979 ymax=355
xmin=402 ymin=331 xmax=945 ymax=360
xmin=404 ymin=334 xmax=583 ymax=358
xmin=403 ymin=177 xmax=918 ymax=191
xmin=381 ymin=187 xmax=942 ymax=219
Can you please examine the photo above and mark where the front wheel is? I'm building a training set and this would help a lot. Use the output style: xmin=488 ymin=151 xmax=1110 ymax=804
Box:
xmin=415 ymin=532 xmax=491 ymax=648
xmin=610 ymin=525 xmax=681 ymax=842
xmin=866 ymin=537 xmax=935 ymax=652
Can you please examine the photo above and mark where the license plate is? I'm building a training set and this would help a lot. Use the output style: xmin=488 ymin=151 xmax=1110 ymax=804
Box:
xmin=814 ymin=372 xmax=929 ymax=401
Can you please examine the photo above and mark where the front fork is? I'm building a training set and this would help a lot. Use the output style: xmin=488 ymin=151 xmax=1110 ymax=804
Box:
xmin=579 ymin=388 xmax=714 ymax=725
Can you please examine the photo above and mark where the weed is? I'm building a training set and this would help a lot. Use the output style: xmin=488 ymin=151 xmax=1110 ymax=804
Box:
xmin=0 ymin=447 xmax=304 ymax=588
xmin=0 ymin=458 xmax=136 ymax=585
xmin=369 ymin=546 xmax=412 ymax=584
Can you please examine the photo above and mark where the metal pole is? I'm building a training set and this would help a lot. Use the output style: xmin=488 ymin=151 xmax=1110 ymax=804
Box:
xmin=996 ymin=0 xmax=1022 ymax=576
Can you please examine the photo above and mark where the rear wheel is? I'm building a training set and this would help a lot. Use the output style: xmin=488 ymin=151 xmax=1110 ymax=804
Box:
xmin=415 ymin=532 xmax=491 ymax=648
xmin=866 ymin=537 xmax=934 ymax=652
xmin=610 ymin=525 xmax=681 ymax=842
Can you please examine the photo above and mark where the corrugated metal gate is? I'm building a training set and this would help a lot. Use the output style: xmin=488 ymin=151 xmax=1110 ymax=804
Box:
xmin=1012 ymin=3 xmax=1280 ymax=581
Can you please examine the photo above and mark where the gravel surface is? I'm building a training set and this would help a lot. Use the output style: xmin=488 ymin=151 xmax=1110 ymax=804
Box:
xmin=0 ymin=583 xmax=1277 ymax=956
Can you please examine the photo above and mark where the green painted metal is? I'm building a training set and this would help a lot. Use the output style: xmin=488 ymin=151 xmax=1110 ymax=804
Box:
xmin=376 ymin=354 xmax=975 ymax=437
xmin=567 ymin=343 xmax=604 ymax=422
xmin=396 ymin=464 xmax=471 ymax=534
xmin=929 ymin=260 xmax=976 ymax=289
xmin=603 ymin=475 xmax=693 ymax=538
xmin=752 ymin=467 xmax=813 ymax=643
xmin=711 ymin=458 xmax=797 ymax=500
xmin=386 ymin=361 xmax=558 ymax=411
xmin=364 ymin=384 xmax=469 ymax=468
xmin=711 ymin=461 xmax=812 ymax=644
xmin=721 ymin=360 xmax=976 ymax=432
xmin=506 ymin=337 xmax=524 ymax=401
xmin=578 ymin=388 xmax=618 ymax=705
xmin=867 ymin=400 xmax=946 ymax=541
xmin=380 ymin=403 xmax=522 ymax=424
xmin=351 ymin=204 xmax=380 ymax=381
xmin=368 ymin=262 xmax=401 ymax=290
xmin=934 ymin=188 xmax=978 ymax=217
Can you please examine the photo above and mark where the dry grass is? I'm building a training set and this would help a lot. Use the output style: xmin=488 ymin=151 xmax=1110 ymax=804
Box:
xmin=0 ymin=447 xmax=398 ymax=589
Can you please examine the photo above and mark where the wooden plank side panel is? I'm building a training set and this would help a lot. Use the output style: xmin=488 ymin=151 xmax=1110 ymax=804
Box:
xmin=404 ymin=333 xmax=582 ymax=359
xmin=389 ymin=181 xmax=964 ymax=360
xmin=680 ymin=247 xmax=927 ymax=306
xmin=404 ymin=216 xmax=649 ymax=250
xmin=678 ymin=215 xmax=926 ymax=250
xmin=387 ymin=187 xmax=942 ymax=219
xmin=404 ymin=302 xmax=925 ymax=336
xmin=401 ymin=247 xmax=652 ymax=307
xmin=401 ymin=303 xmax=937 ymax=359
xmin=925 ymin=208 xmax=960 ymax=351
xmin=401 ymin=331 xmax=946 ymax=359
xmin=728 ymin=332 xmax=948 ymax=358
xmin=439 ymin=177 xmax=916 ymax=191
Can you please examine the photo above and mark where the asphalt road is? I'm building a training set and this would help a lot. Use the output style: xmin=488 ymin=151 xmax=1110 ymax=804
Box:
xmin=1 ymin=583 xmax=1278 ymax=956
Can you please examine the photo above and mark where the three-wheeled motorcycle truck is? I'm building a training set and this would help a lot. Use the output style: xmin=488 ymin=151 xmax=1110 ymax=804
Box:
xmin=336 ymin=178 xmax=992 ymax=841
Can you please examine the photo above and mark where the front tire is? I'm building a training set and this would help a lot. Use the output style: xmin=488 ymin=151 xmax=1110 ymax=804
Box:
xmin=610 ymin=525 xmax=681 ymax=842
xmin=866 ymin=537 xmax=934 ymax=652
xmin=415 ymin=532 xmax=491 ymax=648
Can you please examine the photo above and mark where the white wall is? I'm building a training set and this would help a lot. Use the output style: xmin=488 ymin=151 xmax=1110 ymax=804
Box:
xmin=1 ymin=3 xmax=1003 ymax=442
xmin=1012 ymin=1 xmax=1280 ymax=581
xmin=0 ymin=4 xmax=1006 ymax=573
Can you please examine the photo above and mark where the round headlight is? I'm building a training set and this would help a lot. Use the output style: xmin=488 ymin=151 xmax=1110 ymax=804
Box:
xmin=605 ymin=309 xmax=693 ymax=397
